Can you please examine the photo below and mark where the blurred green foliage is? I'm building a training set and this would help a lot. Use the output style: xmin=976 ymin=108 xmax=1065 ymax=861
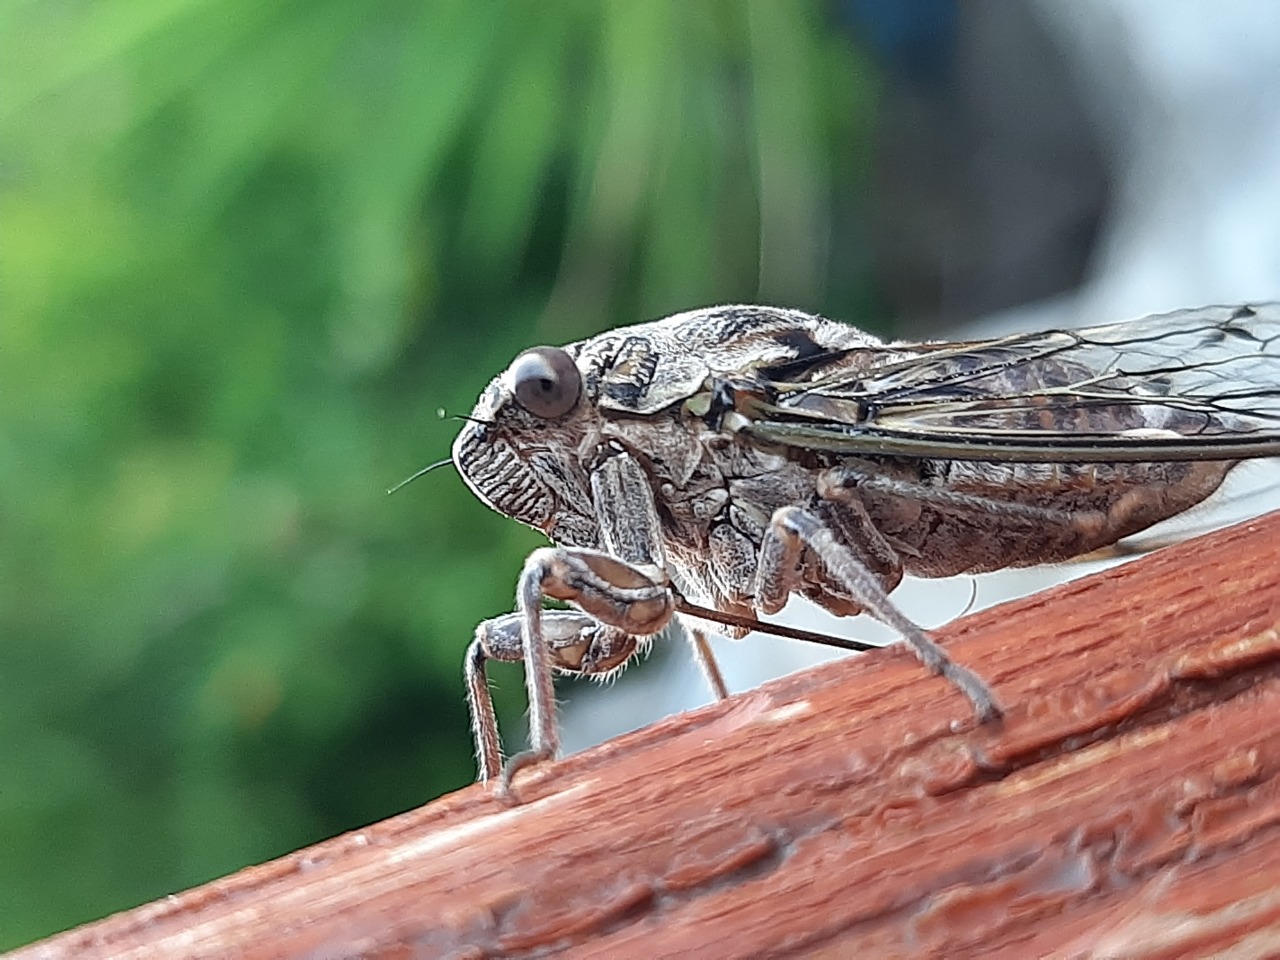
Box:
xmin=0 ymin=0 xmax=879 ymax=946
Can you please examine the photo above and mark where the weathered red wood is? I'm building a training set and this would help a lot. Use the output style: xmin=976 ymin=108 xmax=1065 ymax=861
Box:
xmin=9 ymin=513 xmax=1280 ymax=959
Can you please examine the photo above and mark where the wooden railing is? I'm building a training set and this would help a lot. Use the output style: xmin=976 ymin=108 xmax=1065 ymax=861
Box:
xmin=10 ymin=512 xmax=1280 ymax=959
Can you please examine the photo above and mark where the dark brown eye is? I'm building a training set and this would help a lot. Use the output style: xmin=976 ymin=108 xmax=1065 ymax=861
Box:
xmin=509 ymin=346 xmax=581 ymax=419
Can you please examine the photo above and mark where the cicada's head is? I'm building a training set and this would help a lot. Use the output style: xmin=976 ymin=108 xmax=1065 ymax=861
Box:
xmin=452 ymin=345 xmax=601 ymax=548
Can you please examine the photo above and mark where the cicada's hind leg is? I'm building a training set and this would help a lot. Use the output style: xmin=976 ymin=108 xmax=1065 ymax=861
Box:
xmin=755 ymin=500 xmax=1004 ymax=722
xmin=781 ymin=460 xmax=1147 ymax=719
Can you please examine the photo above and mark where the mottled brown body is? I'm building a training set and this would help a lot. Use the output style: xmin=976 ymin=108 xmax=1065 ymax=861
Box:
xmin=451 ymin=303 xmax=1280 ymax=783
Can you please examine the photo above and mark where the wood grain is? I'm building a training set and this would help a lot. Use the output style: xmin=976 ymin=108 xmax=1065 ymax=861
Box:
xmin=10 ymin=512 xmax=1280 ymax=959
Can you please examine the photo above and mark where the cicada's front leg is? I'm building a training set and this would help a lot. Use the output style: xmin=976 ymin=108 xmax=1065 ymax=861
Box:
xmin=467 ymin=452 xmax=728 ymax=789
xmin=467 ymin=606 xmax=645 ymax=782
xmin=486 ymin=546 xmax=675 ymax=786
xmin=755 ymin=491 xmax=1004 ymax=722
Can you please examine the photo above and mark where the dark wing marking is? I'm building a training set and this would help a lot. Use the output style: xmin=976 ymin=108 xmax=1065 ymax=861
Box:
xmin=746 ymin=303 xmax=1280 ymax=463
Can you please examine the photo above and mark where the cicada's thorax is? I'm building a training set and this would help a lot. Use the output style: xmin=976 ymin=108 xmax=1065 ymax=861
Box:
xmin=598 ymin=404 xmax=886 ymax=622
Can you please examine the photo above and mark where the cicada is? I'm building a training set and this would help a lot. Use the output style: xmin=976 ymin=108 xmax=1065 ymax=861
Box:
xmin=450 ymin=302 xmax=1280 ymax=783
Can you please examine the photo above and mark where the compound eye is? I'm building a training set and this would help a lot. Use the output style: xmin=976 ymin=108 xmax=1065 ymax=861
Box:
xmin=509 ymin=346 xmax=581 ymax=419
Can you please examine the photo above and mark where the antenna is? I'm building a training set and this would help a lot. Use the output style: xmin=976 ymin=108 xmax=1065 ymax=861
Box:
xmin=386 ymin=458 xmax=452 ymax=495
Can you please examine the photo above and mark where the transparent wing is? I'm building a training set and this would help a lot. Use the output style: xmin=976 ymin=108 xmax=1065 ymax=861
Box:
xmin=746 ymin=303 xmax=1280 ymax=462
